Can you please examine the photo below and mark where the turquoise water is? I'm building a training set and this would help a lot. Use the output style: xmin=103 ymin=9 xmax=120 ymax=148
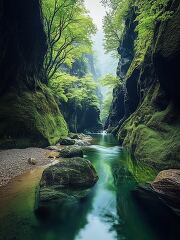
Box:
xmin=0 ymin=134 xmax=178 ymax=240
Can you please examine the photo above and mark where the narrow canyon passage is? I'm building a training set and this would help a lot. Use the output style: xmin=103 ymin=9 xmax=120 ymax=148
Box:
xmin=0 ymin=134 xmax=179 ymax=240
xmin=0 ymin=0 xmax=180 ymax=239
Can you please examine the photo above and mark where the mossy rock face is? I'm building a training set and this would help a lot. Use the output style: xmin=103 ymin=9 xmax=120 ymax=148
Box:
xmin=153 ymin=0 xmax=180 ymax=105
xmin=109 ymin=1 xmax=180 ymax=172
xmin=0 ymin=86 xmax=68 ymax=148
xmin=118 ymin=84 xmax=180 ymax=170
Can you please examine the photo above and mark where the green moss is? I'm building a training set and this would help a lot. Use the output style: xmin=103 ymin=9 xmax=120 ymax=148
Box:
xmin=0 ymin=85 xmax=68 ymax=148
xmin=125 ymin=151 xmax=158 ymax=183
xmin=118 ymin=83 xmax=180 ymax=170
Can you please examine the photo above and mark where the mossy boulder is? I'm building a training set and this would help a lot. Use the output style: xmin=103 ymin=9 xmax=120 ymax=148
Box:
xmin=59 ymin=146 xmax=83 ymax=158
xmin=0 ymin=86 xmax=68 ymax=148
xmin=36 ymin=157 xmax=98 ymax=209
xmin=40 ymin=158 xmax=98 ymax=189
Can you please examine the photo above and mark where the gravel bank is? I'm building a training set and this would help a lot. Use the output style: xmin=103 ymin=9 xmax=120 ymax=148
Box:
xmin=0 ymin=148 xmax=52 ymax=187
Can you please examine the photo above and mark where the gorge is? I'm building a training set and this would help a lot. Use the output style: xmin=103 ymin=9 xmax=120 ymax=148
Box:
xmin=0 ymin=0 xmax=180 ymax=239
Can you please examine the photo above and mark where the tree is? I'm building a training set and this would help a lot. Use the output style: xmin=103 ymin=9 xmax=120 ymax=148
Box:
xmin=102 ymin=0 xmax=132 ymax=56
xmin=100 ymin=93 xmax=113 ymax=124
xmin=49 ymin=72 xmax=100 ymax=132
xmin=100 ymin=74 xmax=121 ymax=88
xmin=42 ymin=0 xmax=96 ymax=80
xmin=99 ymin=74 xmax=121 ymax=123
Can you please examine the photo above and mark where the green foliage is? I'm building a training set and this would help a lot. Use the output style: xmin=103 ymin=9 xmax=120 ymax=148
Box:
xmin=99 ymin=74 xmax=121 ymax=123
xmin=103 ymin=0 xmax=173 ymax=60
xmin=49 ymin=72 xmax=100 ymax=108
xmin=100 ymin=74 xmax=121 ymax=88
xmin=100 ymin=93 xmax=113 ymax=123
xmin=134 ymin=0 xmax=173 ymax=62
xmin=42 ymin=0 xmax=96 ymax=80
xmin=102 ymin=0 xmax=132 ymax=56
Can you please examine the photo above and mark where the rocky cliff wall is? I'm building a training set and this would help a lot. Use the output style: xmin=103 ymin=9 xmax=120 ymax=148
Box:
xmin=107 ymin=0 xmax=180 ymax=169
xmin=0 ymin=0 xmax=68 ymax=148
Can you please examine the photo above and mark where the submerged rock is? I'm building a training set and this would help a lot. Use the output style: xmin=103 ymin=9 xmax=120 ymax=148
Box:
xmin=59 ymin=146 xmax=83 ymax=158
xmin=38 ymin=187 xmax=90 ymax=204
xmin=132 ymin=184 xmax=180 ymax=239
xmin=132 ymin=169 xmax=180 ymax=219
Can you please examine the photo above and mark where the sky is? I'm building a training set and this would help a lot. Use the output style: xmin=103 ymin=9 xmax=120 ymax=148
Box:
xmin=84 ymin=0 xmax=106 ymax=31
xmin=84 ymin=0 xmax=117 ymax=77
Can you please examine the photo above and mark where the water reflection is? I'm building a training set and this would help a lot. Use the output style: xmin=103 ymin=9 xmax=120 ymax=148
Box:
xmin=0 ymin=134 xmax=175 ymax=240
xmin=35 ymin=191 xmax=95 ymax=240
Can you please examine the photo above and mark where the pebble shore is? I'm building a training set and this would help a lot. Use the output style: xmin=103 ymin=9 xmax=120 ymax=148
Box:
xmin=0 ymin=148 xmax=52 ymax=187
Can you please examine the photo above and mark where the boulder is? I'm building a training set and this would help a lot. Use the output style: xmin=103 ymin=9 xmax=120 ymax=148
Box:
xmin=59 ymin=137 xmax=75 ymax=145
xmin=59 ymin=146 xmax=83 ymax=158
xmin=69 ymin=133 xmax=81 ymax=139
xmin=151 ymin=169 xmax=180 ymax=209
xmin=36 ymin=157 xmax=98 ymax=209
xmin=75 ymin=134 xmax=93 ymax=146
xmin=40 ymin=157 xmax=98 ymax=189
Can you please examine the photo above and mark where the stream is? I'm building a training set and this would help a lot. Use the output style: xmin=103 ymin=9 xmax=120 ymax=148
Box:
xmin=0 ymin=134 xmax=175 ymax=240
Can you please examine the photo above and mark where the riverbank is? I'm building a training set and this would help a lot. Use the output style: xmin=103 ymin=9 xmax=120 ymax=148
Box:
xmin=0 ymin=134 xmax=93 ymax=187
xmin=0 ymin=148 xmax=53 ymax=187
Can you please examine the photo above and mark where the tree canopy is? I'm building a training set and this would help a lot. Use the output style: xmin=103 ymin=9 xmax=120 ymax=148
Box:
xmin=42 ymin=0 xmax=96 ymax=80
xmin=100 ymin=74 xmax=121 ymax=88
xmin=49 ymin=72 xmax=100 ymax=108
xmin=102 ymin=0 xmax=132 ymax=56
xmin=99 ymin=73 xmax=121 ymax=123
